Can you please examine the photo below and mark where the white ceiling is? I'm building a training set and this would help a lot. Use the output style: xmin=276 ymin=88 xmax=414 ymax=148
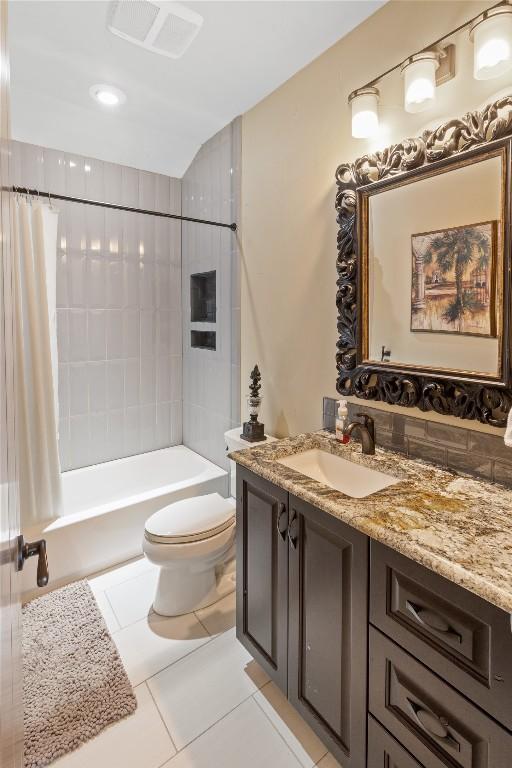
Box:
xmin=9 ymin=0 xmax=383 ymax=178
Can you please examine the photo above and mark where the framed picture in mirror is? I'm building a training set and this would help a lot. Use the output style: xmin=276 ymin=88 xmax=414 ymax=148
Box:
xmin=335 ymin=96 xmax=512 ymax=426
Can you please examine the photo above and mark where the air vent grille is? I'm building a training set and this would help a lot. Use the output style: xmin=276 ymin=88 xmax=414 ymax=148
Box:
xmin=109 ymin=1 xmax=160 ymax=42
xmin=153 ymin=12 xmax=199 ymax=58
xmin=108 ymin=1 xmax=203 ymax=59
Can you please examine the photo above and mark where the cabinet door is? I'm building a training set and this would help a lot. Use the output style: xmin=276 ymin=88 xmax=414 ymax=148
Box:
xmin=287 ymin=494 xmax=368 ymax=768
xmin=236 ymin=467 xmax=289 ymax=692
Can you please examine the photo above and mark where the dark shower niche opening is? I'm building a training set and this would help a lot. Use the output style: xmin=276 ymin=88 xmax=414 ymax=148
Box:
xmin=191 ymin=270 xmax=216 ymax=323
xmin=191 ymin=330 xmax=216 ymax=351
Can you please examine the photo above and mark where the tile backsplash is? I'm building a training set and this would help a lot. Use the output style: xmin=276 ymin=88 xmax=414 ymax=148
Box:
xmin=323 ymin=397 xmax=512 ymax=487
xmin=11 ymin=141 xmax=183 ymax=470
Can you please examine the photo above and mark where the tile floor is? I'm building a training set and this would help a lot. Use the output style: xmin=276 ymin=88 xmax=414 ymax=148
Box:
xmin=51 ymin=556 xmax=342 ymax=768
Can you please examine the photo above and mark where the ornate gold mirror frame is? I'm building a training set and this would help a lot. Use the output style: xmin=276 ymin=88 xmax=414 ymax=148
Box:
xmin=335 ymin=95 xmax=512 ymax=427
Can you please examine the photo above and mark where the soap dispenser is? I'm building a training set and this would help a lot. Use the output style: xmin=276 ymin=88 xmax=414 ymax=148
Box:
xmin=335 ymin=400 xmax=350 ymax=444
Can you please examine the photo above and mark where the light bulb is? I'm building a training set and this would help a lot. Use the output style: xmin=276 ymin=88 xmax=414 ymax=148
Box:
xmin=470 ymin=7 xmax=512 ymax=80
xmin=349 ymin=87 xmax=379 ymax=139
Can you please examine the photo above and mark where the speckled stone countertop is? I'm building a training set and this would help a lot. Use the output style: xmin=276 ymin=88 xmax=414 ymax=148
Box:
xmin=230 ymin=430 xmax=512 ymax=614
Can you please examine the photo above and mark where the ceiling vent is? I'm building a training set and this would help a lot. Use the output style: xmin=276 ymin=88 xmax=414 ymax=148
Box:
xmin=108 ymin=1 xmax=204 ymax=59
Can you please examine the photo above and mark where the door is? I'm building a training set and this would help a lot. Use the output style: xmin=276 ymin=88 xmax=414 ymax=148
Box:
xmin=0 ymin=1 xmax=23 ymax=765
xmin=288 ymin=494 xmax=368 ymax=768
xmin=236 ymin=466 xmax=289 ymax=692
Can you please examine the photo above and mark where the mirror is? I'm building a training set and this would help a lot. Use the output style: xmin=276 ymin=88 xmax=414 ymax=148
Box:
xmin=363 ymin=144 xmax=505 ymax=379
xmin=335 ymin=96 xmax=512 ymax=427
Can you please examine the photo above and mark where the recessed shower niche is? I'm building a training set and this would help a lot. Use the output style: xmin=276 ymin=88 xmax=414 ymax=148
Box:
xmin=191 ymin=270 xmax=216 ymax=322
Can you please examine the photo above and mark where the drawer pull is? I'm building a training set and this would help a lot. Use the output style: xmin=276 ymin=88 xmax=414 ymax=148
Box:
xmin=407 ymin=699 xmax=460 ymax=751
xmin=406 ymin=600 xmax=462 ymax=644
xmin=276 ymin=504 xmax=288 ymax=541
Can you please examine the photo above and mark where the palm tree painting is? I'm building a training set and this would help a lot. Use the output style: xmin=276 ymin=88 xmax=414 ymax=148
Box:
xmin=411 ymin=221 xmax=497 ymax=337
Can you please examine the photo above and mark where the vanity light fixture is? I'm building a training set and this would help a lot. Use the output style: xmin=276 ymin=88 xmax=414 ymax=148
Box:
xmin=349 ymin=87 xmax=379 ymax=139
xmin=89 ymin=84 xmax=126 ymax=107
xmin=470 ymin=4 xmax=512 ymax=80
xmin=401 ymin=52 xmax=440 ymax=113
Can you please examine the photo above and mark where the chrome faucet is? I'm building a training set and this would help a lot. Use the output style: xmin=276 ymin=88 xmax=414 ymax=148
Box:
xmin=344 ymin=413 xmax=375 ymax=455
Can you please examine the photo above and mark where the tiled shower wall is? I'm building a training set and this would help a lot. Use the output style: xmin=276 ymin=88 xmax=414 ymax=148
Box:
xmin=182 ymin=119 xmax=241 ymax=470
xmin=11 ymin=141 xmax=182 ymax=470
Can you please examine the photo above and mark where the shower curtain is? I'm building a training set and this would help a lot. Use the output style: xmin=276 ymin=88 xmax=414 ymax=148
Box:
xmin=12 ymin=196 xmax=62 ymax=525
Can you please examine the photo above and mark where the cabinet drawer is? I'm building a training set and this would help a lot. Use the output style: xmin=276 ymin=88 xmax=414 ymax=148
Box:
xmin=368 ymin=715 xmax=427 ymax=768
xmin=370 ymin=542 xmax=512 ymax=731
xmin=369 ymin=627 xmax=512 ymax=768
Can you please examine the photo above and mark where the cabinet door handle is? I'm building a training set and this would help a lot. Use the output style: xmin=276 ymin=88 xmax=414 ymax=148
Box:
xmin=288 ymin=512 xmax=298 ymax=549
xmin=407 ymin=699 xmax=460 ymax=752
xmin=276 ymin=503 xmax=288 ymax=541
xmin=406 ymin=600 xmax=462 ymax=644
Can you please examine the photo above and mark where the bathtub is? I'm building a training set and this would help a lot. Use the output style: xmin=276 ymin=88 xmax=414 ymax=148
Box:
xmin=22 ymin=446 xmax=228 ymax=599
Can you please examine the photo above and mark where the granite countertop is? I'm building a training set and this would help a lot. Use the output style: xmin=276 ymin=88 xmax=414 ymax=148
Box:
xmin=230 ymin=430 xmax=512 ymax=614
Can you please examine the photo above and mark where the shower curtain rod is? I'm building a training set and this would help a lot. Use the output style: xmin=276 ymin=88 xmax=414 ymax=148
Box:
xmin=7 ymin=186 xmax=238 ymax=231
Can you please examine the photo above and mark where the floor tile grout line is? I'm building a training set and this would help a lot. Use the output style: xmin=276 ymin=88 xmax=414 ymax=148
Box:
xmin=87 ymin=556 xmax=155 ymax=591
xmin=142 ymin=631 xmax=215 ymax=687
xmin=251 ymin=688 xmax=319 ymax=768
xmin=146 ymin=679 xmax=179 ymax=757
xmin=192 ymin=610 xmax=213 ymax=637
xmin=102 ymin=588 xmax=123 ymax=633
xmin=159 ymin=690 xmax=260 ymax=763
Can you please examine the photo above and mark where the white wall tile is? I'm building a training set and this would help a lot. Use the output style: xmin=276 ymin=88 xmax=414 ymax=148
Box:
xmin=107 ymin=360 xmax=125 ymax=411
xmin=88 ymin=310 xmax=106 ymax=361
xmin=106 ymin=309 xmax=124 ymax=359
xmin=68 ymin=309 xmax=88 ymax=362
xmin=69 ymin=363 xmax=89 ymax=416
xmin=88 ymin=362 xmax=107 ymax=413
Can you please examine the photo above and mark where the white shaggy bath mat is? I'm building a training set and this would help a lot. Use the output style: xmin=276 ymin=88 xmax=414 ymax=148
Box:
xmin=23 ymin=580 xmax=137 ymax=768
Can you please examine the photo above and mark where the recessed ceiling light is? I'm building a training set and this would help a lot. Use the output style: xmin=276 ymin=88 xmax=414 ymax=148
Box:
xmin=89 ymin=84 xmax=126 ymax=107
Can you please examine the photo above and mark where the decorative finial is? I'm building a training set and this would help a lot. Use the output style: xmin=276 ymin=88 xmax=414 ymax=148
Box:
xmin=241 ymin=364 xmax=266 ymax=443
xmin=249 ymin=365 xmax=261 ymax=399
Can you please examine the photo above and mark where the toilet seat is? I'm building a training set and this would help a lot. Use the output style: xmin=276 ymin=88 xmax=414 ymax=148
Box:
xmin=144 ymin=493 xmax=235 ymax=545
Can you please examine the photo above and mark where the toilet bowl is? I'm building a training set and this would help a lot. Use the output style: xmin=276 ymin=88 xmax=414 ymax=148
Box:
xmin=143 ymin=493 xmax=235 ymax=616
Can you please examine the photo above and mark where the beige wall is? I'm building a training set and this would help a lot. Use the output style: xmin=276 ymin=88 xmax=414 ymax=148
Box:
xmin=241 ymin=0 xmax=509 ymax=438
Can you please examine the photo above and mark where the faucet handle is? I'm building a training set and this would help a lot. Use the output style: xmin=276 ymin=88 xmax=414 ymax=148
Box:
xmin=356 ymin=413 xmax=375 ymax=437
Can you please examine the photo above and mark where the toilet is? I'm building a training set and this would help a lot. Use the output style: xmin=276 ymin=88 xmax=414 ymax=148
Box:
xmin=143 ymin=427 xmax=276 ymax=617
xmin=143 ymin=493 xmax=236 ymax=616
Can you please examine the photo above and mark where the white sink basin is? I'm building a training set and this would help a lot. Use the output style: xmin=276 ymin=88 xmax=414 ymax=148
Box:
xmin=276 ymin=448 xmax=399 ymax=499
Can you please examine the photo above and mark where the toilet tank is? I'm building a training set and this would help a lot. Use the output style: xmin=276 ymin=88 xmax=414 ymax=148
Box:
xmin=224 ymin=428 xmax=276 ymax=498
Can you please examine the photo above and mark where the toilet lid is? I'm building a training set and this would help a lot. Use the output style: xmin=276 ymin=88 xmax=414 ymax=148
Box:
xmin=145 ymin=493 xmax=235 ymax=545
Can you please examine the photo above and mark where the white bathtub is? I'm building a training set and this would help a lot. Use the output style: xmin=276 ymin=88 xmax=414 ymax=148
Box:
xmin=22 ymin=446 xmax=228 ymax=599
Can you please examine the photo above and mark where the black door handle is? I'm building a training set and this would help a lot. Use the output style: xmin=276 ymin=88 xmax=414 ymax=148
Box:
xmin=276 ymin=503 xmax=288 ymax=541
xmin=16 ymin=535 xmax=49 ymax=587
xmin=288 ymin=512 xmax=299 ymax=549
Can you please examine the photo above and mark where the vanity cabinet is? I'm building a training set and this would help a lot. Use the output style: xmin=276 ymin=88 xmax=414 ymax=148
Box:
xmin=236 ymin=468 xmax=368 ymax=768
xmin=235 ymin=466 xmax=512 ymax=768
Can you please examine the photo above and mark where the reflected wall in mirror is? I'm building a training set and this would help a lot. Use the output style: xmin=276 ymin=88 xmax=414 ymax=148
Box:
xmin=335 ymin=95 xmax=512 ymax=427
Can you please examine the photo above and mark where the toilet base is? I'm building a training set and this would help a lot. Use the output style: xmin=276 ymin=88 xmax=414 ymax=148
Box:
xmin=152 ymin=553 xmax=236 ymax=617
xmin=152 ymin=565 xmax=218 ymax=616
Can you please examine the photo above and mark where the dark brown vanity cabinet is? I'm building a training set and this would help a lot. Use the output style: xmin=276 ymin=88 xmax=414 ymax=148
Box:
xmin=236 ymin=468 xmax=368 ymax=768
xmin=235 ymin=466 xmax=512 ymax=768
